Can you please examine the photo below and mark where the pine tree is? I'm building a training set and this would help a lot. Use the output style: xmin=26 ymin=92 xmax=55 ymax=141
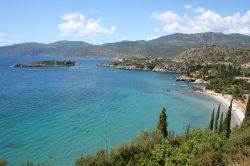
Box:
xmin=218 ymin=112 xmax=223 ymax=132
xmin=223 ymin=99 xmax=233 ymax=138
xmin=214 ymin=105 xmax=221 ymax=131
xmin=157 ymin=107 xmax=168 ymax=137
xmin=243 ymin=94 xmax=250 ymax=126
xmin=209 ymin=108 xmax=215 ymax=130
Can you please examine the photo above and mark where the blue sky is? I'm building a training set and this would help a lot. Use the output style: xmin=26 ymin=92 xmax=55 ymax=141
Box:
xmin=0 ymin=0 xmax=250 ymax=45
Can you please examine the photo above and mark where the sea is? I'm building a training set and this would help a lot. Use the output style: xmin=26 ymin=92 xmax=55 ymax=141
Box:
xmin=0 ymin=55 xmax=223 ymax=166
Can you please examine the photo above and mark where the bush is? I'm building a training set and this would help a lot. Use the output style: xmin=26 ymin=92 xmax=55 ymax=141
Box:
xmin=0 ymin=160 xmax=8 ymax=166
xmin=151 ymin=129 xmax=226 ymax=166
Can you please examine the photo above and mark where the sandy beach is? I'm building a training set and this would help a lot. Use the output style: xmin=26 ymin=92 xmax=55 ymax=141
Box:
xmin=197 ymin=89 xmax=247 ymax=126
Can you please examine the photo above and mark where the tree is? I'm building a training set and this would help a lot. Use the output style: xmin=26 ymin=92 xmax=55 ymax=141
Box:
xmin=218 ymin=112 xmax=223 ymax=133
xmin=157 ymin=107 xmax=168 ymax=137
xmin=214 ymin=105 xmax=221 ymax=131
xmin=244 ymin=95 xmax=250 ymax=119
xmin=223 ymin=99 xmax=233 ymax=138
xmin=243 ymin=94 xmax=250 ymax=126
xmin=184 ymin=124 xmax=191 ymax=140
xmin=209 ymin=108 xmax=215 ymax=130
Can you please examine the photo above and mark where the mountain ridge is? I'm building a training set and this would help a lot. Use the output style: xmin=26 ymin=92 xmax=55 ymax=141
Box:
xmin=1 ymin=32 xmax=250 ymax=57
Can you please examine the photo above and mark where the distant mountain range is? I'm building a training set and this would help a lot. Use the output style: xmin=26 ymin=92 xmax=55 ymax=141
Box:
xmin=0 ymin=32 xmax=250 ymax=58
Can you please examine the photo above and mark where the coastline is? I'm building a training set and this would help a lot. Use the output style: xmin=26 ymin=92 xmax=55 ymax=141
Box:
xmin=197 ymin=89 xmax=246 ymax=126
xmin=99 ymin=60 xmax=248 ymax=126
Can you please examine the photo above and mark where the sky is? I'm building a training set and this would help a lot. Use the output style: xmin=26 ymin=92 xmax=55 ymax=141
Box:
xmin=0 ymin=0 xmax=250 ymax=45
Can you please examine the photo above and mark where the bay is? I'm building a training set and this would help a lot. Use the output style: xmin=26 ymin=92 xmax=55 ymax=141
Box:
xmin=0 ymin=55 xmax=222 ymax=166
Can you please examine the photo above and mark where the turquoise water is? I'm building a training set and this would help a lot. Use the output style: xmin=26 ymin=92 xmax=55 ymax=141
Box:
xmin=0 ymin=55 xmax=222 ymax=166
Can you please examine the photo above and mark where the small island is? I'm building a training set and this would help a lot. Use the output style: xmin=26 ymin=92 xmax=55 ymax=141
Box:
xmin=13 ymin=60 xmax=77 ymax=67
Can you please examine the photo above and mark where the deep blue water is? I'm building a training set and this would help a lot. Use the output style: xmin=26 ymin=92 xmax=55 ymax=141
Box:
xmin=0 ymin=55 xmax=222 ymax=166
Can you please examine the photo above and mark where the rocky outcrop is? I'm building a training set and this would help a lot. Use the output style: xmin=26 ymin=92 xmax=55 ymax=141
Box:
xmin=176 ymin=76 xmax=196 ymax=82
xmin=152 ymin=64 xmax=187 ymax=73
xmin=176 ymin=76 xmax=208 ymax=83
xmin=97 ymin=62 xmax=114 ymax=67
xmin=98 ymin=62 xmax=187 ymax=72
xmin=98 ymin=62 xmax=150 ymax=71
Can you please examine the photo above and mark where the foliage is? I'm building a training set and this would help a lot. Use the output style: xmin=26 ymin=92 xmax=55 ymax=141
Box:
xmin=151 ymin=129 xmax=226 ymax=166
xmin=189 ymin=64 xmax=250 ymax=100
xmin=214 ymin=105 xmax=220 ymax=131
xmin=209 ymin=108 xmax=215 ymax=130
xmin=76 ymin=130 xmax=164 ymax=166
xmin=3 ymin=98 xmax=250 ymax=166
xmin=223 ymin=125 xmax=250 ymax=165
xmin=157 ymin=107 xmax=168 ymax=137
xmin=13 ymin=60 xmax=76 ymax=67
xmin=218 ymin=112 xmax=224 ymax=133
xmin=243 ymin=95 xmax=250 ymax=125
xmin=76 ymin=99 xmax=250 ymax=166
xmin=0 ymin=160 xmax=8 ymax=166
xmin=222 ymin=99 xmax=233 ymax=138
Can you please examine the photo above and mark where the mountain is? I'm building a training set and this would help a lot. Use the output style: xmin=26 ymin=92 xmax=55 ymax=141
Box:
xmin=176 ymin=44 xmax=250 ymax=65
xmin=0 ymin=32 xmax=250 ymax=57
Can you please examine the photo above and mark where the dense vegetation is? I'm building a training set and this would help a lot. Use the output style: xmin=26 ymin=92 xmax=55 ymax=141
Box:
xmin=75 ymin=96 xmax=250 ymax=166
xmin=13 ymin=60 xmax=76 ymax=67
xmin=1 ymin=98 xmax=249 ymax=166
xmin=1 ymin=39 xmax=250 ymax=165
xmin=105 ymin=58 xmax=184 ymax=70
xmin=177 ymin=44 xmax=250 ymax=66
xmin=188 ymin=64 xmax=250 ymax=100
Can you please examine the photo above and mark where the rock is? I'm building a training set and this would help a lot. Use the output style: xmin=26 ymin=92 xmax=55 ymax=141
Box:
xmin=193 ymin=79 xmax=208 ymax=84
xmin=152 ymin=64 xmax=187 ymax=73
xmin=176 ymin=76 xmax=196 ymax=82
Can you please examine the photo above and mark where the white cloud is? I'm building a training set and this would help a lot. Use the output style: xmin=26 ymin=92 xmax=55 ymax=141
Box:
xmin=192 ymin=7 xmax=206 ymax=13
xmin=152 ymin=11 xmax=181 ymax=23
xmin=185 ymin=4 xmax=192 ymax=10
xmin=61 ymin=12 xmax=85 ymax=21
xmin=121 ymin=36 xmax=127 ymax=40
xmin=0 ymin=33 xmax=20 ymax=46
xmin=152 ymin=8 xmax=250 ymax=35
xmin=58 ymin=12 xmax=116 ymax=37
xmin=153 ymin=27 xmax=160 ymax=32
xmin=146 ymin=35 xmax=160 ymax=41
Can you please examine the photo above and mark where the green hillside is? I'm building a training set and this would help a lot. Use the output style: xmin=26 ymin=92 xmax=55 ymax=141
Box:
xmin=1 ymin=32 xmax=250 ymax=57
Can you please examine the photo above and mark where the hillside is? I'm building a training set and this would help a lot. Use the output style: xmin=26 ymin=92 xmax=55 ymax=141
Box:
xmin=176 ymin=44 xmax=250 ymax=65
xmin=1 ymin=32 xmax=250 ymax=57
xmin=76 ymin=100 xmax=250 ymax=166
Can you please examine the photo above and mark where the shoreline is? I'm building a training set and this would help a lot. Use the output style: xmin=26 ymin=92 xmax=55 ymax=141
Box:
xmin=197 ymin=89 xmax=246 ymax=126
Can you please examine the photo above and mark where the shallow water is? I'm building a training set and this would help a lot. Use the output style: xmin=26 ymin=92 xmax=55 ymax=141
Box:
xmin=0 ymin=55 xmax=223 ymax=166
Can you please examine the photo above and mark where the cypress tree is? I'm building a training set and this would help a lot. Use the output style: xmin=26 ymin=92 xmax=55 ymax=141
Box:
xmin=218 ymin=112 xmax=223 ymax=132
xmin=223 ymin=99 xmax=233 ymax=138
xmin=209 ymin=108 xmax=215 ymax=130
xmin=157 ymin=107 xmax=168 ymax=137
xmin=171 ymin=131 xmax=175 ymax=139
xmin=184 ymin=124 xmax=191 ymax=140
xmin=244 ymin=95 xmax=250 ymax=119
xmin=243 ymin=94 xmax=250 ymax=126
xmin=214 ymin=105 xmax=221 ymax=131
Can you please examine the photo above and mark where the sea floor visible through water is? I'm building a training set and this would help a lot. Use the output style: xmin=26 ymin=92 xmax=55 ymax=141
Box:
xmin=0 ymin=55 xmax=226 ymax=166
